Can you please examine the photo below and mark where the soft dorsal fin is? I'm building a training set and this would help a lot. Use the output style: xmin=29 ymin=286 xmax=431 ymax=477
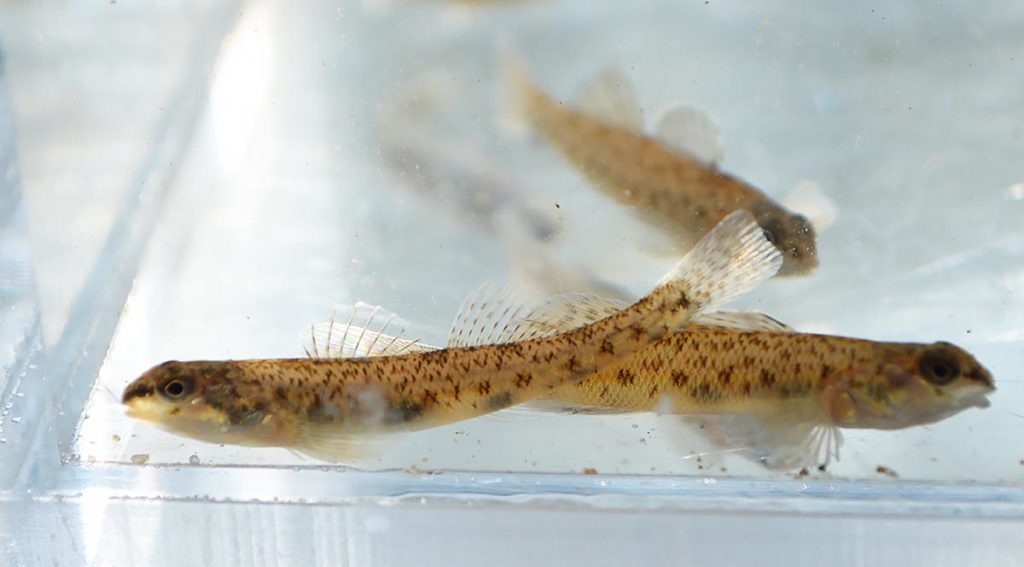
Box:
xmin=305 ymin=302 xmax=431 ymax=359
xmin=577 ymin=68 xmax=645 ymax=132
xmin=446 ymin=283 xmax=546 ymax=347
xmin=679 ymin=403 xmax=842 ymax=471
xmin=511 ymin=293 xmax=629 ymax=340
xmin=691 ymin=311 xmax=794 ymax=333
xmin=654 ymin=105 xmax=723 ymax=166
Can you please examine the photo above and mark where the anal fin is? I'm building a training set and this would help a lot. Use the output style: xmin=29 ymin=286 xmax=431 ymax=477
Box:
xmin=680 ymin=404 xmax=842 ymax=471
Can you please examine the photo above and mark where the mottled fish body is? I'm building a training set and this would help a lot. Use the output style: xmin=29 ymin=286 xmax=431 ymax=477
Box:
xmin=123 ymin=211 xmax=780 ymax=460
xmin=503 ymin=52 xmax=820 ymax=276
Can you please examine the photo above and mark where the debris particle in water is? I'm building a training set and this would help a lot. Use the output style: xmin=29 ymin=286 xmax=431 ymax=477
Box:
xmin=583 ymin=467 xmax=598 ymax=475
xmin=876 ymin=465 xmax=899 ymax=478
xmin=188 ymin=455 xmax=200 ymax=465
xmin=111 ymin=435 xmax=121 ymax=443
xmin=796 ymin=468 xmax=810 ymax=478
xmin=131 ymin=453 xmax=150 ymax=465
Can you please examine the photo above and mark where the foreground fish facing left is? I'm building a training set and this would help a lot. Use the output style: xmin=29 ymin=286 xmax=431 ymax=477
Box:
xmin=503 ymin=52 xmax=819 ymax=276
xmin=122 ymin=211 xmax=781 ymax=461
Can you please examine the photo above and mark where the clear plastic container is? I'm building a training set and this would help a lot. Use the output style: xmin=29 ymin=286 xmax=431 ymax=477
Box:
xmin=2 ymin=1 xmax=1022 ymax=565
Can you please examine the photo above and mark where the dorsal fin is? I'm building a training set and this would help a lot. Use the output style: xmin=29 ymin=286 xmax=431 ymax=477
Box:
xmin=691 ymin=311 xmax=794 ymax=333
xmin=305 ymin=302 xmax=431 ymax=359
xmin=577 ymin=68 xmax=645 ymax=132
xmin=654 ymin=105 xmax=723 ymax=166
xmin=446 ymin=283 xmax=546 ymax=347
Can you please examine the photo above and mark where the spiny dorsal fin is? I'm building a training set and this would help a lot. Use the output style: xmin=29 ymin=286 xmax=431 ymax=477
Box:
xmin=446 ymin=283 xmax=546 ymax=347
xmin=654 ymin=105 xmax=723 ymax=166
xmin=692 ymin=311 xmax=794 ymax=333
xmin=577 ymin=68 xmax=645 ymax=132
xmin=305 ymin=302 xmax=431 ymax=359
xmin=680 ymin=404 xmax=842 ymax=471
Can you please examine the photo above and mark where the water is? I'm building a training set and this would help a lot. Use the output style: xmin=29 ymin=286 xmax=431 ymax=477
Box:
xmin=1 ymin=0 xmax=1023 ymax=565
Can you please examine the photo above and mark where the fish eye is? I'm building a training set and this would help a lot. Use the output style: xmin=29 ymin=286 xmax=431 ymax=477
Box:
xmin=761 ymin=227 xmax=778 ymax=245
xmin=919 ymin=349 xmax=960 ymax=385
xmin=160 ymin=377 xmax=193 ymax=401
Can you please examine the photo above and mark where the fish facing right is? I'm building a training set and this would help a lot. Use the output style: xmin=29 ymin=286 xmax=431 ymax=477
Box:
xmin=503 ymin=51 xmax=820 ymax=277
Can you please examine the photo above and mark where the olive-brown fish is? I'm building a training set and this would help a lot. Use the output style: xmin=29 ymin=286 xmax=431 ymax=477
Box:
xmin=529 ymin=307 xmax=993 ymax=470
xmin=504 ymin=53 xmax=819 ymax=276
xmin=122 ymin=211 xmax=781 ymax=461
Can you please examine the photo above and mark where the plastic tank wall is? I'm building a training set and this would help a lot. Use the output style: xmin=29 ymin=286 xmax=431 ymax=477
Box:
xmin=1 ymin=0 xmax=1022 ymax=565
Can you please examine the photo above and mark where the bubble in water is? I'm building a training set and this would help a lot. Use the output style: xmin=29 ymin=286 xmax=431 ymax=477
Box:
xmin=188 ymin=455 xmax=201 ymax=465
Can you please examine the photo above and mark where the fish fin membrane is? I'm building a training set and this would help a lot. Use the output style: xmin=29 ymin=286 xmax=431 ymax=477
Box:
xmin=691 ymin=310 xmax=794 ymax=333
xmin=295 ymin=425 xmax=391 ymax=462
xmin=454 ymin=210 xmax=778 ymax=345
xmin=576 ymin=67 xmax=645 ymax=132
xmin=305 ymin=301 xmax=432 ymax=359
xmin=680 ymin=405 xmax=843 ymax=471
xmin=782 ymin=180 xmax=838 ymax=231
xmin=446 ymin=282 xmax=549 ymax=347
xmin=657 ymin=210 xmax=782 ymax=315
xmin=508 ymin=211 xmax=781 ymax=339
xmin=654 ymin=105 xmax=723 ymax=166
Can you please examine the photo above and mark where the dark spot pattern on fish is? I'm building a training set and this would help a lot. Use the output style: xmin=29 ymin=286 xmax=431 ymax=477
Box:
xmin=488 ymin=391 xmax=514 ymax=410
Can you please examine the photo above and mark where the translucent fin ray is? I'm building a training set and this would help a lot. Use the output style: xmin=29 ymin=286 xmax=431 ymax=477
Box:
xmin=681 ymin=405 xmax=842 ymax=471
xmin=691 ymin=311 xmax=794 ymax=333
xmin=659 ymin=210 xmax=782 ymax=314
xmin=446 ymin=283 xmax=546 ymax=347
xmin=305 ymin=302 xmax=430 ymax=359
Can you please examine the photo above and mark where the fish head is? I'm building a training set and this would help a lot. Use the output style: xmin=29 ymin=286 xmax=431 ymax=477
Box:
xmin=755 ymin=208 xmax=819 ymax=276
xmin=122 ymin=360 xmax=288 ymax=448
xmin=831 ymin=342 xmax=994 ymax=430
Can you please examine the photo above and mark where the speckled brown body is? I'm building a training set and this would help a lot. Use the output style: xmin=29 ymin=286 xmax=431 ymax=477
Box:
xmin=123 ymin=289 xmax=709 ymax=447
xmin=122 ymin=210 xmax=785 ymax=456
xmin=545 ymin=325 xmax=994 ymax=430
xmin=519 ymin=81 xmax=818 ymax=276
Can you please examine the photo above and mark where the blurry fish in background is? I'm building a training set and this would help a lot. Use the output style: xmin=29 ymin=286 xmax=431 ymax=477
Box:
xmin=377 ymin=70 xmax=562 ymax=243
xmin=376 ymin=70 xmax=634 ymax=302
xmin=502 ymin=50 xmax=834 ymax=277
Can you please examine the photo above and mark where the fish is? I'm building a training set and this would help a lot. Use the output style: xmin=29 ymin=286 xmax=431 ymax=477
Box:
xmin=121 ymin=210 xmax=782 ymax=461
xmin=350 ymin=302 xmax=994 ymax=471
xmin=377 ymin=84 xmax=562 ymax=244
xmin=502 ymin=52 xmax=820 ymax=276
xmin=521 ymin=303 xmax=994 ymax=470
xmin=378 ymin=70 xmax=636 ymax=302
